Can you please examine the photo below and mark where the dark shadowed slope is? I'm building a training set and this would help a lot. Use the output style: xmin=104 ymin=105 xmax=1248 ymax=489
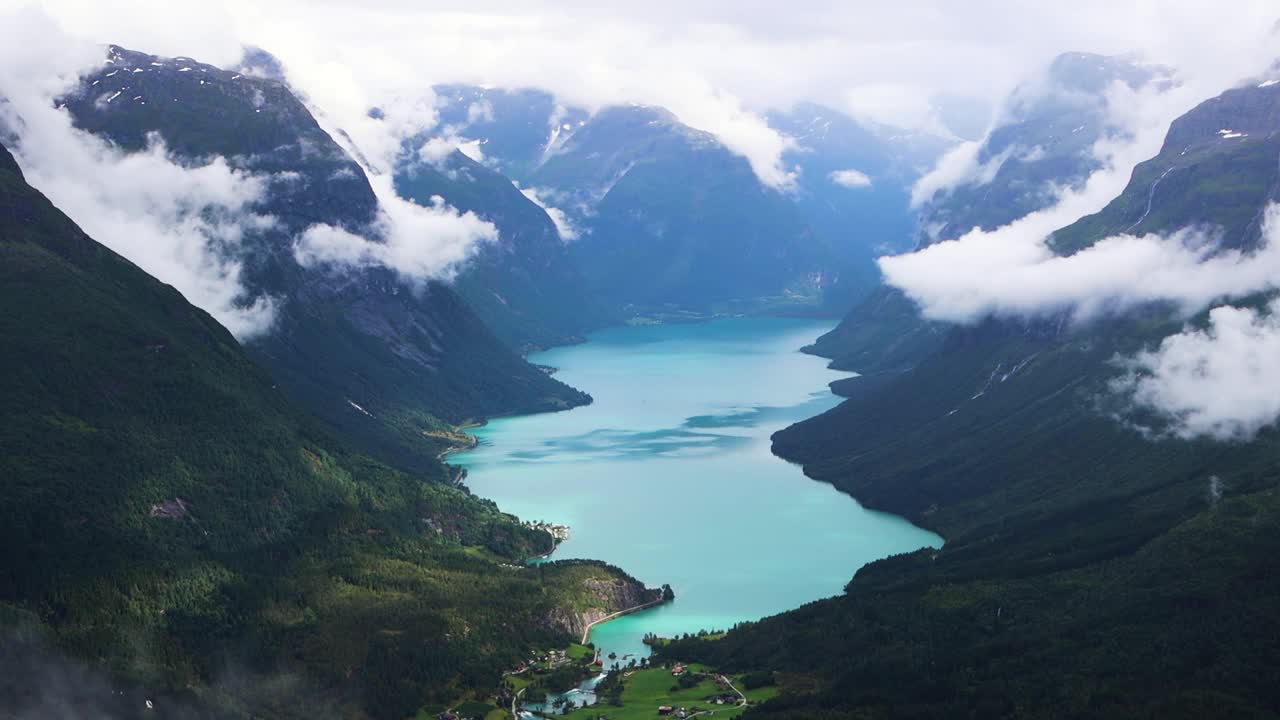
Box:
xmin=0 ymin=138 xmax=660 ymax=719
xmin=395 ymin=148 xmax=614 ymax=351
xmin=657 ymin=76 xmax=1280 ymax=719
xmin=58 ymin=45 xmax=588 ymax=475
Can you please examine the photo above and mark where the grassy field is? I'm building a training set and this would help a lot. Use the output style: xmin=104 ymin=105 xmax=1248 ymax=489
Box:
xmin=567 ymin=643 xmax=596 ymax=661
xmin=560 ymin=666 xmax=778 ymax=720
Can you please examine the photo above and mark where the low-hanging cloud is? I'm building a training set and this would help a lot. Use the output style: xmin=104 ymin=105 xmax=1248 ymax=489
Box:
xmin=1112 ymin=298 xmax=1280 ymax=441
xmin=283 ymin=72 xmax=502 ymax=279
xmin=909 ymin=140 xmax=1009 ymax=206
xmin=294 ymin=190 xmax=497 ymax=281
xmin=885 ymin=207 xmax=1280 ymax=324
xmin=518 ymin=185 xmax=580 ymax=241
xmin=0 ymin=9 xmax=278 ymax=338
xmin=881 ymin=68 xmax=1273 ymax=323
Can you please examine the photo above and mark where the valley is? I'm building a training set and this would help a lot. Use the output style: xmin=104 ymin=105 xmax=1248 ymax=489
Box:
xmin=453 ymin=318 xmax=941 ymax=714
xmin=3 ymin=9 xmax=1280 ymax=719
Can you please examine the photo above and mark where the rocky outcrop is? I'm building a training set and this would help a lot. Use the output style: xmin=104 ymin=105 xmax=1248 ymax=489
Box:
xmin=540 ymin=571 xmax=671 ymax=640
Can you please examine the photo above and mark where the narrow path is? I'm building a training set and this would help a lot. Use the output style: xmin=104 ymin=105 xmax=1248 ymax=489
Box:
xmin=717 ymin=674 xmax=747 ymax=706
xmin=580 ymin=598 xmax=667 ymax=645
xmin=511 ymin=687 xmax=526 ymax=720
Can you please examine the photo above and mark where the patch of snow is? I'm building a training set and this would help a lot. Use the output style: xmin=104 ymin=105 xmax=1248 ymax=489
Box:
xmin=132 ymin=68 xmax=143 ymax=73
xmin=1218 ymin=129 xmax=1247 ymax=139
xmin=1259 ymin=79 xmax=1279 ymax=88
xmin=347 ymin=399 xmax=375 ymax=418
xmin=105 ymin=91 xmax=122 ymax=103
xmin=179 ymin=67 xmax=193 ymax=72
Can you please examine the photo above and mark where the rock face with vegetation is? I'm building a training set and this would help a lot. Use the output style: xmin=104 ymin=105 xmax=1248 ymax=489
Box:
xmin=535 ymin=562 xmax=670 ymax=639
xmin=394 ymin=148 xmax=614 ymax=351
xmin=59 ymin=45 xmax=589 ymax=477
xmin=807 ymin=52 xmax=1171 ymax=375
xmin=657 ymin=76 xmax=1280 ymax=718
xmin=432 ymin=86 xmax=874 ymax=313
xmin=767 ymin=101 xmax=951 ymax=308
xmin=0 ymin=138 xmax=659 ymax=719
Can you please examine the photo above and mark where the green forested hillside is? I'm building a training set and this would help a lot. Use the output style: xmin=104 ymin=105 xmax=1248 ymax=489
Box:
xmin=806 ymin=52 xmax=1170 ymax=375
xmin=657 ymin=78 xmax=1280 ymax=718
xmin=60 ymin=45 xmax=589 ymax=477
xmin=394 ymin=148 xmax=615 ymax=351
xmin=0 ymin=140 xmax=657 ymax=719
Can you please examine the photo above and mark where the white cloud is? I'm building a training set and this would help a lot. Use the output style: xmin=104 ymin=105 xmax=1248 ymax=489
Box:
xmin=518 ymin=185 xmax=579 ymax=241
xmin=417 ymin=134 xmax=486 ymax=167
xmin=0 ymin=8 xmax=277 ymax=338
xmin=1113 ymin=299 xmax=1280 ymax=441
xmin=828 ymin=168 xmax=872 ymax=189
xmin=36 ymin=1 xmax=1275 ymax=194
xmin=882 ymin=74 xmax=1262 ymax=322
xmin=910 ymin=140 xmax=1011 ymax=207
xmin=885 ymin=209 xmax=1280 ymax=325
xmin=294 ymin=188 xmax=497 ymax=281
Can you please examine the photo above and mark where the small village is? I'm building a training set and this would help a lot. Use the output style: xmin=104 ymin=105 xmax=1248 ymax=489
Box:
xmin=416 ymin=637 xmax=777 ymax=720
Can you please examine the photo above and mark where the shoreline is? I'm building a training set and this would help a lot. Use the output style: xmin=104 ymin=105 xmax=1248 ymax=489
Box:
xmin=582 ymin=596 xmax=671 ymax=646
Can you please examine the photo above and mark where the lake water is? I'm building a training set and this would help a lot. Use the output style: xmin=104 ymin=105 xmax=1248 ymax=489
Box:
xmin=455 ymin=317 xmax=942 ymax=664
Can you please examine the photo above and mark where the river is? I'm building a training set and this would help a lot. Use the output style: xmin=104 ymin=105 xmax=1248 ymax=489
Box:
xmin=455 ymin=317 xmax=942 ymax=666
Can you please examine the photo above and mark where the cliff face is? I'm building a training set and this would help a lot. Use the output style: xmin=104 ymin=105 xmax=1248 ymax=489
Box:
xmin=540 ymin=571 xmax=666 ymax=640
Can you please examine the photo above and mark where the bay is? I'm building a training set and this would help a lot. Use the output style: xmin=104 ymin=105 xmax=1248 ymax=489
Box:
xmin=455 ymin=317 xmax=943 ymax=663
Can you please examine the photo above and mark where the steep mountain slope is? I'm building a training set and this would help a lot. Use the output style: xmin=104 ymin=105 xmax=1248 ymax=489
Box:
xmin=431 ymin=83 xmax=590 ymax=180
xmin=58 ymin=45 xmax=587 ymax=473
xmin=767 ymin=102 xmax=950 ymax=307
xmin=433 ymin=87 xmax=856 ymax=313
xmin=532 ymin=105 xmax=840 ymax=311
xmin=657 ymin=78 xmax=1280 ymax=718
xmin=1054 ymin=72 xmax=1280 ymax=253
xmin=0 ymin=138 xmax=661 ymax=718
xmin=920 ymin=52 xmax=1169 ymax=242
xmin=808 ymin=52 xmax=1169 ymax=373
xmin=394 ymin=148 xmax=613 ymax=351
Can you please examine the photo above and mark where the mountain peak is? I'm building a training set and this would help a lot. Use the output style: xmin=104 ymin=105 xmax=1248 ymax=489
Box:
xmin=0 ymin=140 xmax=20 ymax=178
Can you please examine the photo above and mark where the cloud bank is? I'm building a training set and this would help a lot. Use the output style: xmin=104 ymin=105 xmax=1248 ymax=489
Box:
xmin=294 ymin=192 xmax=497 ymax=281
xmin=0 ymin=9 xmax=278 ymax=338
xmin=1113 ymin=299 xmax=1280 ymax=441
xmin=881 ymin=69 xmax=1274 ymax=324
xmin=518 ymin=186 xmax=580 ymax=241
xmin=31 ymin=1 xmax=1280 ymax=193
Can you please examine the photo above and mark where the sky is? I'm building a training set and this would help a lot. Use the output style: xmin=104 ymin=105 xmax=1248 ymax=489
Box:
xmin=4 ymin=0 xmax=1280 ymax=438
xmin=21 ymin=0 xmax=1280 ymax=187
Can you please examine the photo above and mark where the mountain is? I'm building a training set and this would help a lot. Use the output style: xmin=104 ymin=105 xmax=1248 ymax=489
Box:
xmin=0 ymin=138 xmax=661 ymax=718
xmin=920 ymin=51 xmax=1170 ymax=243
xmin=58 ymin=45 xmax=588 ymax=474
xmin=431 ymin=83 xmax=590 ymax=181
xmin=432 ymin=86 xmax=858 ymax=314
xmin=655 ymin=77 xmax=1280 ymax=717
xmin=767 ymin=102 xmax=951 ymax=307
xmin=807 ymin=52 xmax=1170 ymax=374
xmin=394 ymin=147 xmax=613 ymax=351
xmin=1053 ymin=72 xmax=1280 ymax=253
xmin=535 ymin=104 xmax=841 ymax=311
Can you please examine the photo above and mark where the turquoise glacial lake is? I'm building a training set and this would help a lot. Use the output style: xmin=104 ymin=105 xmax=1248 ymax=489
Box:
xmin=455 ymin=317 xmax=942 ymax=662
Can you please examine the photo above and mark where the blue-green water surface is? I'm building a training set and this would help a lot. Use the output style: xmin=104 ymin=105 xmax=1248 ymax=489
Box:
xmin=455 ymin=318 xmax=942 ymax=662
